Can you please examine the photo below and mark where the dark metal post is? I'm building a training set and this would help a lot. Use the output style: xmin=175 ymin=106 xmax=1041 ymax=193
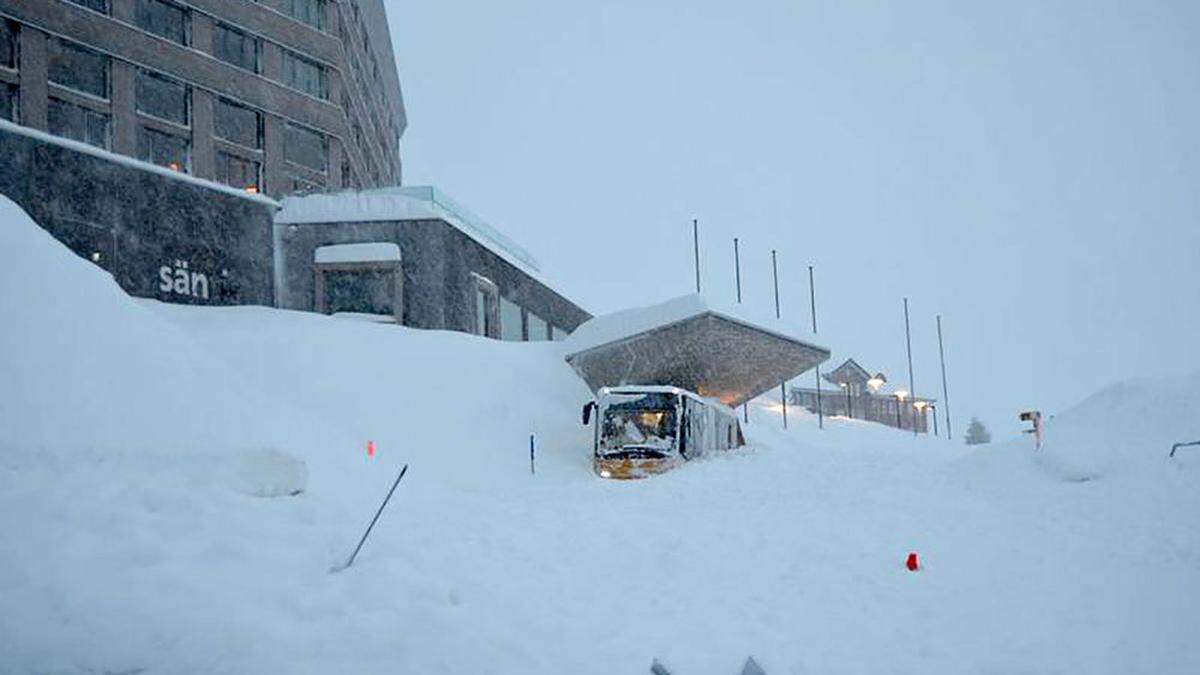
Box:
xmin=937 ymin=315 xmax=953 ymax=440
xmin=781 ymin=383 xmax=788 ymax=429
xmin=734 ymin=237 xmax=742 ymax=304
xmin=845 ymin=385 xmax=853 ymax=419
xmin=931 ymin=406 xmax=939 ymax=437
xmin=903 ymin=298 xmax=917 ymax=437
xmin=529 ymin=434 xmax=535 ymax=475
xmin=693 ymin=219 xmax=701 ymax=294
xmin=332 ymin=464 xmax=409 ymax=573
xmin=771 ymin=250 xmax=781 ymax=319
xmin=895 ymin=397 xmax=902 ymax=428
xmin=808 ymin=265 xmax=823 ymax=430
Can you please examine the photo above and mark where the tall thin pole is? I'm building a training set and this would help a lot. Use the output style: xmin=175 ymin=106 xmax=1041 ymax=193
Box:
xmin=733 ymin=237 xmax=742 ymax=303
xmin=903 ymin=297 xmax=917 ymax=437
xmin=771 ymin=250 xmax=781 ymax=319
xmin=781 ymin=384 xmax=788 ymax=429
xmin=931 ymin=406 xmax=939 ymax=437
xmin=692 ymin=218 xmax=701 ymax=294
xmin=735 ymin=239 xmax=746 ymax=423
xmin=809 ymin=265 xmax=824 ymax=430
xmin=937 ymin=315 xmax=953 ymax=440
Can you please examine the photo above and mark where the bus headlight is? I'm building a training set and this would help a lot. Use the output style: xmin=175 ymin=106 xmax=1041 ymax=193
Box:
xmin=599 ymin=470 xmax=612 ymax=478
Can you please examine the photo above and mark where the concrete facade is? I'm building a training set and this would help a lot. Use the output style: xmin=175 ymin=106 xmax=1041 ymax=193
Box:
xmin=0 ymin=0 xmax=405 ymax=198
xmin=277 ymin=217 xmax=591 ymax=337
xmin=0 ymin=123 xmax=276 ymax=305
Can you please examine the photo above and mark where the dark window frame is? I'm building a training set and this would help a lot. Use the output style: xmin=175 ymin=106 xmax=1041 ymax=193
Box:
xmin=0 ymin=19 xmax=17 ymax=70
xmin=47 ymin=37 xmax=110 ymax=100
xmin=215 ymin=150 xmax=262 ymax=193
xmin=135 ymin=68 xmax=190 ymax=126
xmin=281 ymin=49 xmax=327 ymax=100
xmin=135 ymin=0 xmax=190 ymax=47
xmin=137 ymin=124 xmax=191 ymax=174
xmin=1 ymin=83 xmax=19 ymax=123
xmin=48 ymin=96 xmax=111 ymax=149
xmin=213 ymin=22 xmax=260 ymax=74
xmin=287 ymin=0 xmax=326 ymax=31
xmin=284 ymin=121 xmax=328 ymax=173
xmin=213 ymin=97 xmax=263 ymax=150
xmin=65 ymin=0 xmax=111 ymax=14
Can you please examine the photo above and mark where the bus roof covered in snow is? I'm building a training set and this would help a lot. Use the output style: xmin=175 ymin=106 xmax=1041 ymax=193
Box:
xmin=563 ymin=295 xmax=831 ymax=408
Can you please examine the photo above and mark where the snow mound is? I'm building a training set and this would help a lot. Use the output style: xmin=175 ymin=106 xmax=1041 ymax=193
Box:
xmin=0 ymin=195 xmax=341 ymax=454
xmin=232 ymin=448 xmax=309 ymax=497
xmin=1036 ymin=372 xmax=1200 ymax=480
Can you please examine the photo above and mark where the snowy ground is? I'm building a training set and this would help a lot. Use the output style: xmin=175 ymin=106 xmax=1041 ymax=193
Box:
xmin=2 ymin=197 xmax=1199 ymax=674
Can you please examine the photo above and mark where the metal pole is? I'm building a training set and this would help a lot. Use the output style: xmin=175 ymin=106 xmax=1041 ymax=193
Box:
xmin=846 ymin=386 xmax=852 ymax=419
xmin=771 ymin=250 xmax=781 ymax=319
xmin=903 ymin=298 xmax=917 ymax=437
xmin=529 ymin=434 xmax=535 ymax=475
xmin=781 ymin=383 xmax=788 ymax=429
xmin=693 ymin=218 xmax=701 ymax=294
xmin=937 ymin=315 xmax=953 ymax=440
xmin=895 ymin=398 xmax=902 ymax=428
xmin=808 ymin=265 xmax=823 ymax=430
xmin=734 ymin=237 xmax=742 ymax=304
xmin=332 ymin=464 xmax=409 ymax=573
xmin=932 ymin=406 xmax=939 ymax=437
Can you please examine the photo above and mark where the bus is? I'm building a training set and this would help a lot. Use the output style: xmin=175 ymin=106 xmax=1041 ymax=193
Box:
xmin=582 ymin=385 xmax=745 ymax=479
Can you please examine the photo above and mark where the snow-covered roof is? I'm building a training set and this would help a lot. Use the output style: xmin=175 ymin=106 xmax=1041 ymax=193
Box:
xmin=563 ymin=294 xmax=824 ymax=358
xmin=0 ymin=119 xmax=279 ymax=207
xmin=564 ymin=294 xmax=831 ymax=407
xmin=314 ymin=242 xmax=401 ymax=264
xmin=276 ymin=185 xmax=540 ymax=274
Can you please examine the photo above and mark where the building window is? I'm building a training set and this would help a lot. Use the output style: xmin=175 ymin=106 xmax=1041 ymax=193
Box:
xmin=284 ymin=122 xmax=327 ymax=172
xmin=500 ymin=297 xmax=523 ymax=341
xmin=473 ymin=274 xmax=498 ymax=338
xmin=0 ymin=20 xmax=16 ymax=69
xmin=136 ymin=69 xmax=189 ymax=125
xmin=215 ymin=152 xmax=261 ymax=193
xmin=136 ymin=0 xmax=189 ymax=46
xmin=214 ymin=98 xmax=262 ymax=149
xmin=48 ymin=98 xmax=110 ymax=149
xmin=47 ymin=38 xmax=109 ymax=99
xmin=287 ymin=0 xmax=325 ymax=30
xmin=527 ymin=312 xmax=549 ymax=342
xmin=214 ymin=23 xmax=259 ymax=73
xmin=1 ymin=84 xmax=18 ymax=122
xmin=137 ymin=126 xmax=190 ymax=173
xmin=65 ymin=0 xmax=110 ymax=13
xmin=282 ymin=50 xmax=326 ymax=99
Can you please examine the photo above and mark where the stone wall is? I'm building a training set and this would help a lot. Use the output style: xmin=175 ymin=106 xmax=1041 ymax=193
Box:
xmin=0 ymin=125 xmax=276 ymax=306
xmin=277 ymin=218 xmax=590 ymax=334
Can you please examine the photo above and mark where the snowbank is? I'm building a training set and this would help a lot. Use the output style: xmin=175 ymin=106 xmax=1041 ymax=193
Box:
xmin=2 ymin=196 xmax=1198 ymax=674
xmin=1034 ymin=372 xmax=1200 ymax=480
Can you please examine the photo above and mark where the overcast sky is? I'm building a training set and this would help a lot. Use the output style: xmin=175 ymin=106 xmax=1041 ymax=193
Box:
xmin=386 ymin=0 xmax=1200 ymax=438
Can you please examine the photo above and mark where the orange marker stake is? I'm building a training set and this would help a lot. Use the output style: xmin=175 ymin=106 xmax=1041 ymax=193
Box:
xmin=367 ymin=440 xmax=375 ymax=458
xmin=906 ymin=552 xmax=920 ymax=571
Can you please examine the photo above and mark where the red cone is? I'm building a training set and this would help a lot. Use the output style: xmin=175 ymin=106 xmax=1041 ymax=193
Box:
xmin=906 ymin=552 xmax=920 ymax=571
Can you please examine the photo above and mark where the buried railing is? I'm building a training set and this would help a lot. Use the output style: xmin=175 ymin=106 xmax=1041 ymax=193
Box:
xmin=1169 ymin=440 xmax=1200 ymax=458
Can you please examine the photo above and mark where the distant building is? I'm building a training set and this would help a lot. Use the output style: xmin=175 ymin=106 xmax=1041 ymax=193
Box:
xmin=0 ymin=0 xmax=404 ymax=197
xmin=790 ymin=358 xmax=936 ymax=434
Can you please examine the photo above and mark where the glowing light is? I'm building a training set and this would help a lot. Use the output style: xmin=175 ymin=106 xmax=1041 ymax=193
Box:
xmin=367 ymin=440 xmax=375 ymax=457
xmin=600 ymin=470 xmax=612 ymax=478
xmin=914 ymin=401 xmax=928 ymax=411
xmin=168 ymin=162 xmax=182 ymax=172
xmin=894 ymin=390 xmax=910 ymax=401
xmin=90 ymin=252 xmax=101 ymax=262
xmin=245 ymin=185 xmax=259 ymax=194
xmin=867 ymin=374 xmax=886 ymax=393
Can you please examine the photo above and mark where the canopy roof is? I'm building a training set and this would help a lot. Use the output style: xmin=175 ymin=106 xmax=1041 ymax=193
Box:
xmin=563 ymin=295 xmax=831 ymax=408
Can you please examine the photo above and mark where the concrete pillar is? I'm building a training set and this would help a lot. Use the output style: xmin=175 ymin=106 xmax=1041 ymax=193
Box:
xmin=191 ymin=13 xmax=215 ymax=55
xmin=17 ymin=26 xmax=47 ymax=131
xmin=191 ymin=89 xmax=215 ymax=179
xmin=261 ymin=41 xmax=282 ymax=81
xmin=110 ymin=0 xmax=136 ymax=23
xmin=110 ymin=61 xmax=137 ymax=156
xmin=264 ymin=113 xmax=287 ymax=197
xmin=328 ymin=136 xmax=343 ymax=190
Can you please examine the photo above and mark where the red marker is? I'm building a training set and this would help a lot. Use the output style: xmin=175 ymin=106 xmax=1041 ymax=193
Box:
xmin=367 ymin=440 xmax=375 ymax=458
xmin=906 ymin=552 xmax=920 ymax=571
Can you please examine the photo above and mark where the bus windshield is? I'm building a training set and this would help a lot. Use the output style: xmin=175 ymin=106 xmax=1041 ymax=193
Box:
xmin=599 ymin=393 xmax=678 ymax=458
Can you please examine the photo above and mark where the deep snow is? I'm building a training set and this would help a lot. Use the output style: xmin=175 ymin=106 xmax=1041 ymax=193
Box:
xmin=2 ymin=197 xmax=1198 ymax=674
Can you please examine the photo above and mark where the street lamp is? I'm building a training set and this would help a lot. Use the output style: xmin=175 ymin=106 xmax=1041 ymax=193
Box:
xmin=893 ymin=390 xmax=909 ymax=429
xmin=914 ymin=400 xmax=928 ymax=434
xmin=867 ymin=373 xmax=887 ymax=394
xmin=928 ymin=404 xmax=939 ymax=437
xmin=839 ymin=382 xmax=853 ymax=418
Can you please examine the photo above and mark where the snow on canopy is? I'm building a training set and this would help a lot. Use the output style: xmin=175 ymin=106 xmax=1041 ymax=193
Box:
xmin=563 ymin=294 xmax=831 ymax=407
xmin=277 ymin=185 xmax=540 ymax=274
xmin=314 ymin=242 xmax=401 ymax=264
